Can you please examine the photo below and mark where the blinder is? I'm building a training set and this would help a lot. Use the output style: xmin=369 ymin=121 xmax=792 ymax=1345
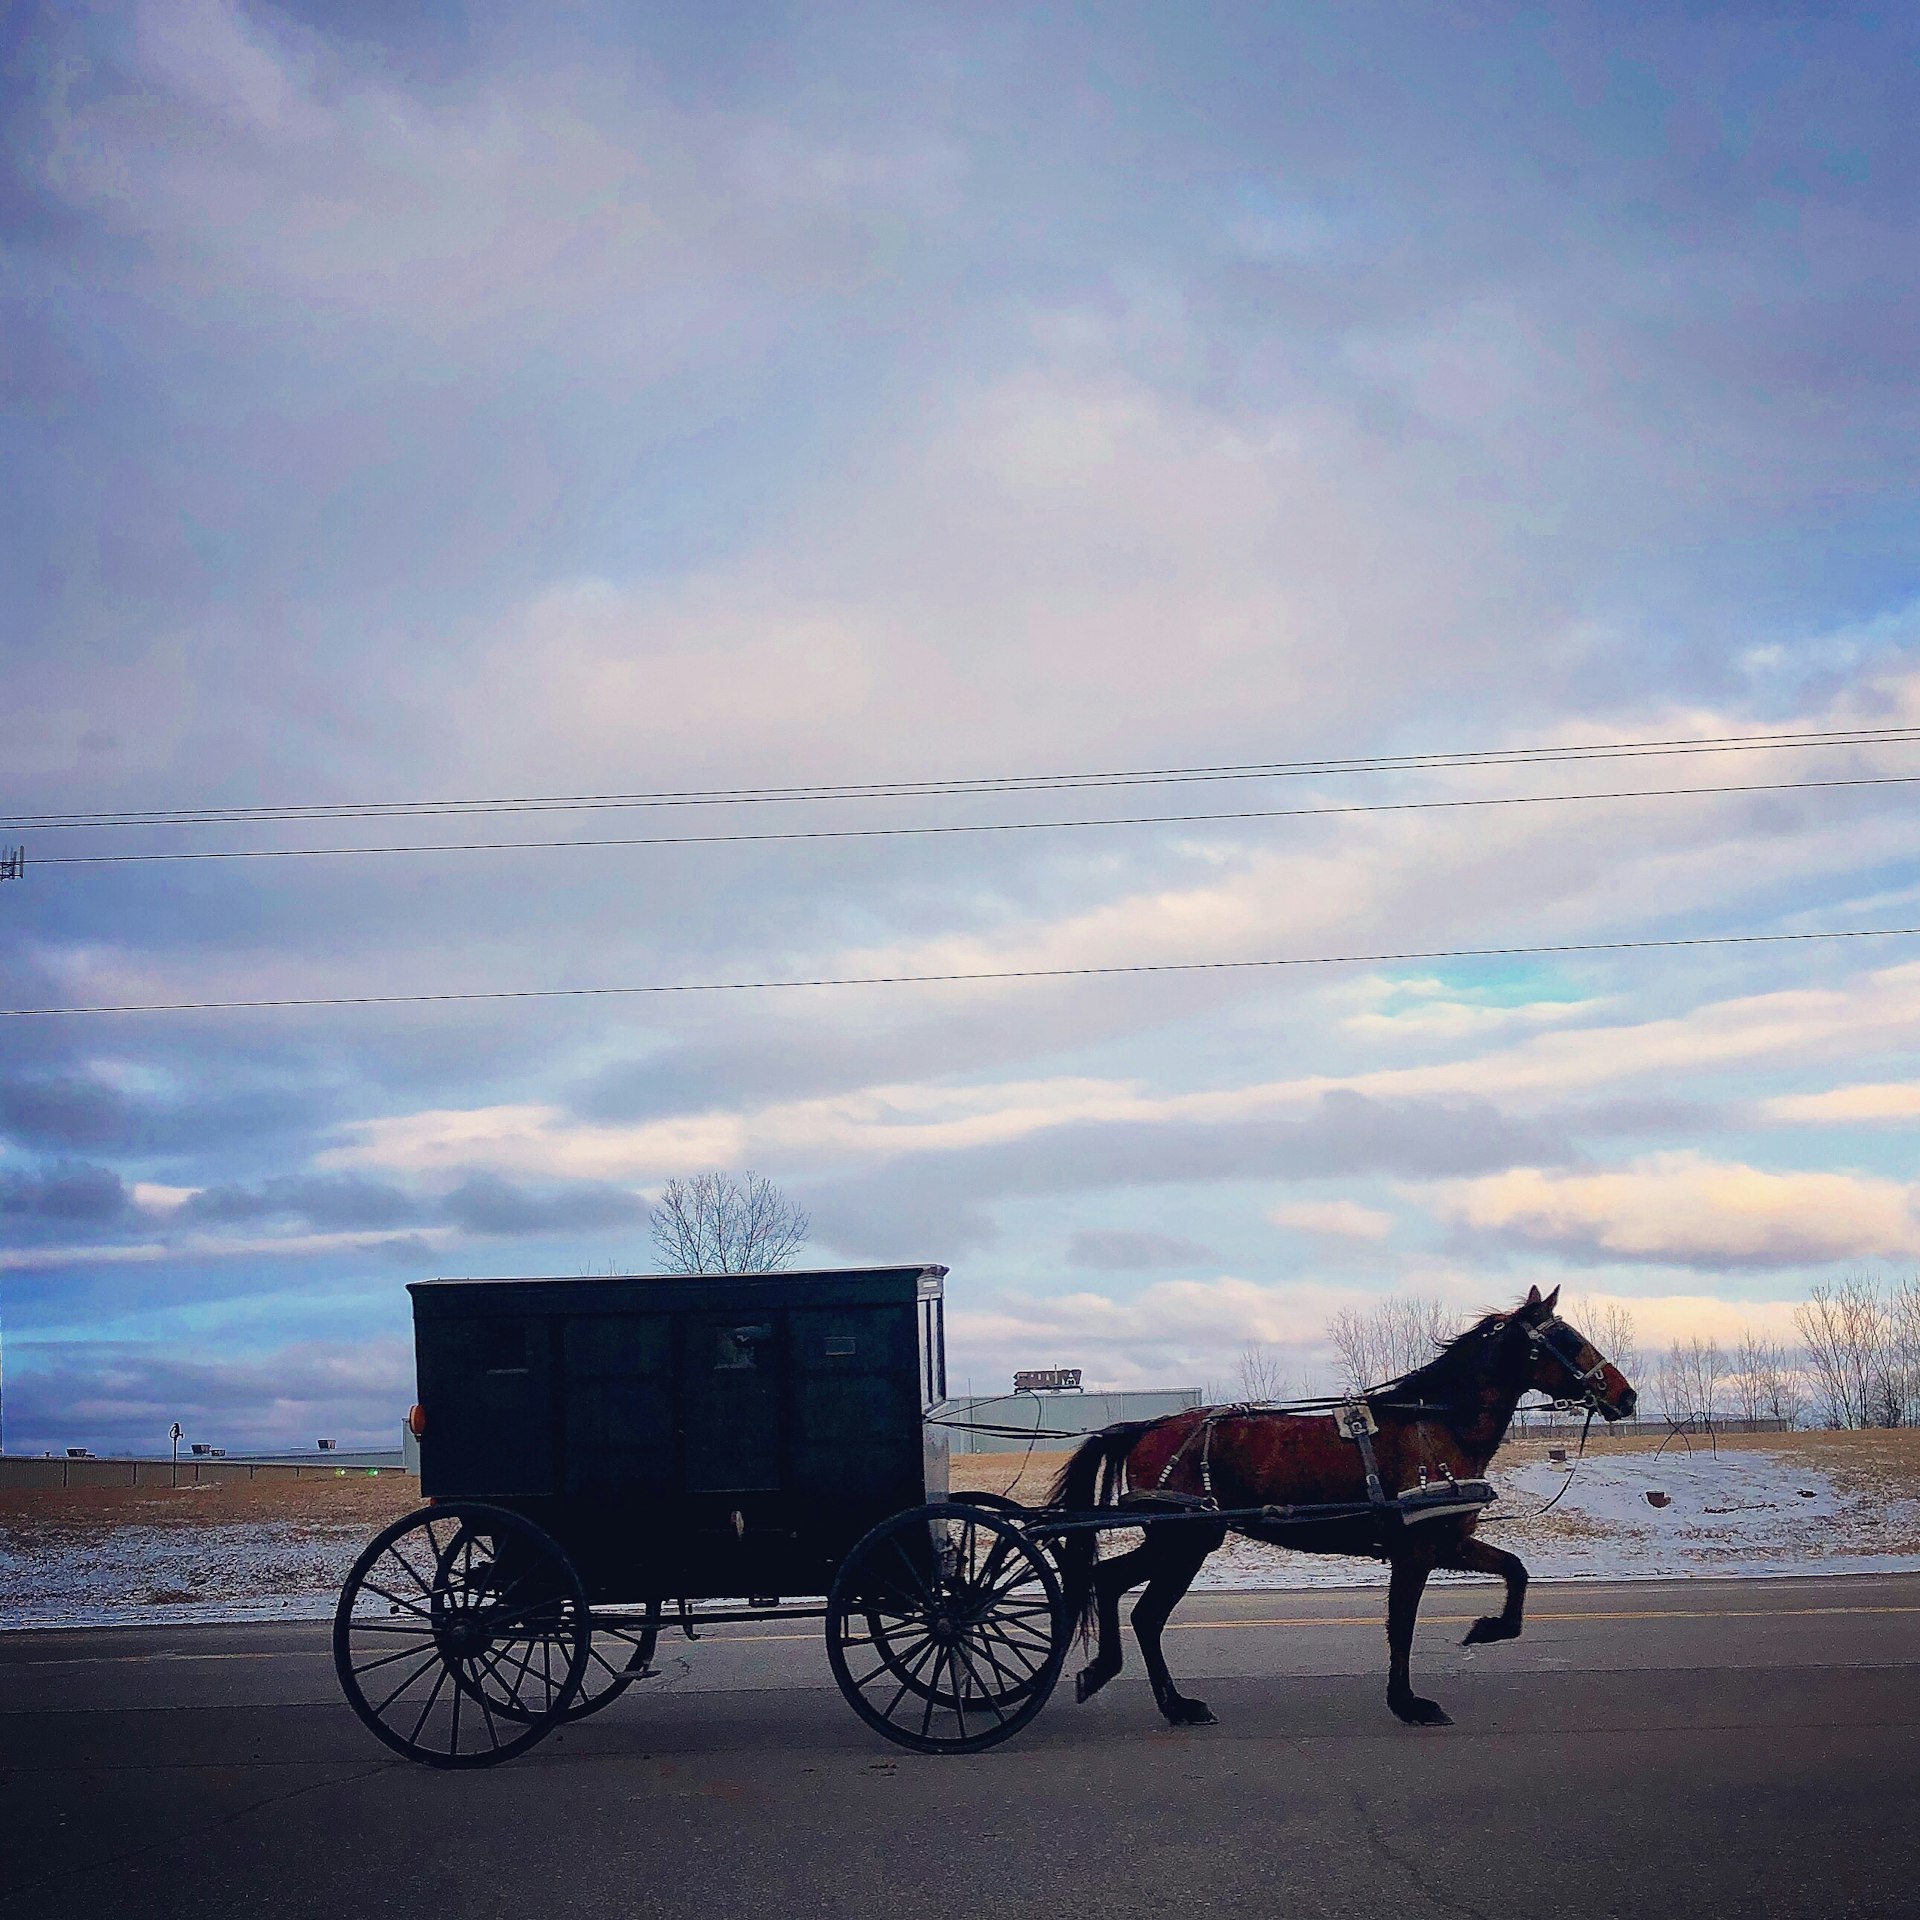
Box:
xmin=1525 ymin=1314 xmax=1610 ymax=1408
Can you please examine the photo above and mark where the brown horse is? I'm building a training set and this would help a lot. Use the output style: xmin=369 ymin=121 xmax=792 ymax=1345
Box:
xmin=1047 ymin=1286 xmax=1637 ymax=1727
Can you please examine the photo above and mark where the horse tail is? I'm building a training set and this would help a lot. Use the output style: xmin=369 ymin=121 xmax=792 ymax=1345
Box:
xmin=1045 ymin=1420 xmax=1159 ymax=1640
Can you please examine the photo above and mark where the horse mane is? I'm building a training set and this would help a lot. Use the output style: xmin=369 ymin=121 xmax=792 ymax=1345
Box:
xmin=1367 ymin=1309 xmax=1510 ymax=1402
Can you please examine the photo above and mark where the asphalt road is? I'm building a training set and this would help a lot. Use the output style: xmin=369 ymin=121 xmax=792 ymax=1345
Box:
xmin=6 ymin=1573 xmax=1920 ymax=1919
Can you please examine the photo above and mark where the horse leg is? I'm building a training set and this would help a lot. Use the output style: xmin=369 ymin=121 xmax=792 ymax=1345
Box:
xmin=1075 ymin=1542 xmax=1151 ymax=1703
xmin=1385 ymin=1551 xmax=1450 ymax=1726
xmin=1442 ymin=1535 xmax=1529 ymax=1646
xmin=1130 ymin=1522 xmax=1225 ymax=1728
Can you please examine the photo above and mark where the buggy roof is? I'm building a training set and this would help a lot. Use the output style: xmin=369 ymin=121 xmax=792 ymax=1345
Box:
xmin=411 ymin=1264 xmax=945 ymax=1291
xmin=407 ymin=1265 xmax=947 ymax=1317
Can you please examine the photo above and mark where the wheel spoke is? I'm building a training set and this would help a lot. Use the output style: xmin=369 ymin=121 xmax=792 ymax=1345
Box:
xmin=367 ymin=1647 xmax=441 ymax=1719
xmin=406 ymin=1660 xmax=451 ymax=1750
xmin=918 ymin=1649 xmax=946 ymax=1739
xmin=357 ymin=1578 xmax=433 ymax=1621
xmin=466 ymin=1661 xmax=502 ymax=1750
xmin=964 ymin=1628 xmax=1028 ymax=1693
xmin=949 ymin=1640 xmax=1009 ymax=1724
xmin=385 ymin=1539 xmax=437 ymax=1601
xmin=886 ymin=1535 xmax=935 ymax=1607
xmin=497 ymin=1637 xmax=546 ymax=1709
xmin=351 ymin=1637 xmax=444 ymax=1681
xmin=976 ymin=1617 xmax=1046 ymax=1675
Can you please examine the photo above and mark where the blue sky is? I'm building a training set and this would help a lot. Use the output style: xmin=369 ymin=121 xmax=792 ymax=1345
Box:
xmin=5 ymin=0 xmax=1920 ymax=1450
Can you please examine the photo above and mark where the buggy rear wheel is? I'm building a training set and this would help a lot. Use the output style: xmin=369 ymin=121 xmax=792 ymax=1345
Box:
xmin=333 ymin=1503 xmax=589 ymax=1768
xmin=487 ymin=1610 xmax=660 ymax=1724
xmin=826 ymin=1503 xmax=1066 ymax=1754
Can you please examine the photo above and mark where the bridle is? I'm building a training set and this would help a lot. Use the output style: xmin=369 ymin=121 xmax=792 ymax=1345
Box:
xmin=1523 ymin=1314 xmax=1617 ymax=1416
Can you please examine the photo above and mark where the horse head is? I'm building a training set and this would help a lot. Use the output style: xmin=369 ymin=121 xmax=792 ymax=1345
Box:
xmin=1509 ymin=1285 xmax=1638 ymax=1420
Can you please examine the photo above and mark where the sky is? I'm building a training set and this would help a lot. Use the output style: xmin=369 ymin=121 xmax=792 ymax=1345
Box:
xmin=4 ymin=0 xmax=1920 ymax=1453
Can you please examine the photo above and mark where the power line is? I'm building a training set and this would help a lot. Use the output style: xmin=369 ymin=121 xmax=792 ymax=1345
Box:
xmin=25 ymin=771 xmax=1920 ymax=869
xmin=9 ymin=923 xmax=1918 ymax=1018
xmin=9 ymin=723 xmax=1920 ymax=833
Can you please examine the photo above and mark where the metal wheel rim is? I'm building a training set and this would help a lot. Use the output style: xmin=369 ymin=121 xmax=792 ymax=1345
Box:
xmin=827 ymin=1503 xmax=1065 ymax=1754
xmin=333 ymin=1503 xmax=588 ymax=1768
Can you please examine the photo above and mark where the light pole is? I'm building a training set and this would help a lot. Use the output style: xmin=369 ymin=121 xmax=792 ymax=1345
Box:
xmin=169 ymin=1422 xmax=183 ymax=1489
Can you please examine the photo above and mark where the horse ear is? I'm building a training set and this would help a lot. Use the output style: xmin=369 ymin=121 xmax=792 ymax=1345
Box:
xmin=1541 ymin=1285 xmax=1561 ymax=1313
xmin=1524 ymin=1285 xmax=1542 ymax=1307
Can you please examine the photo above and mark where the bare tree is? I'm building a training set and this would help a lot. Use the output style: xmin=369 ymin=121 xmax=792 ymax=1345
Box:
xmin=1566 ymin=1296 xmax=1641 ymax=1386
xmin=1325 ymin=1294 xmax=1453 ymax=1391
xmin=1763 ymin=1341 xmax=1810 ymax=1429
xmin=1235 ymin=1342 xmax=1290 ymax=1403
xmin=649 ymin=1171 xmax=810 ymax=1275
xmin=1326 ymin=1305 xmax=1378 ymax=1394
xmin=1730 ymin=1327 xmax=1772 ymax=1424
xmin=1654 ymin=1336 xmax=1724 ymax=1426
xmin=1796 ymin=1276 xmax=1891 ymax=1428
xmin=1886 ymin=1274 xmax=1920 ymax=1425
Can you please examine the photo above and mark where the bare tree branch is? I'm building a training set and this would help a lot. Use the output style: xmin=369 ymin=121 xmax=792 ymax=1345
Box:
xmin=1234 ymin=1342 xmax=1289 ymax=1403
xmin=649 ymin=1171 xmax=810 ymax=1274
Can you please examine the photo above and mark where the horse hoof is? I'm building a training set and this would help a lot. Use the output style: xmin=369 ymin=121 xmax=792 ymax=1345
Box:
xmin=1391 ymin=1695 xmax=1453 ymax=1727
xmin=1462 ymin=1617 xmax=1517 ymax=1647
xmin=1164 ymin=1698 xmax=1216 ymax=1727
xmin=1075 ymin=1668 xmax=1108 ymax=1704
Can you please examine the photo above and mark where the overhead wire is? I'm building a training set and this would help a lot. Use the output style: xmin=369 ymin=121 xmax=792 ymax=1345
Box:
xmin=8 ymin=721 xmax=1920 ymax=832
xmin=9 ymin=921 xmax=1920 ymax=1018
xmin=16 ymin=769 xmax=1920 ymax=868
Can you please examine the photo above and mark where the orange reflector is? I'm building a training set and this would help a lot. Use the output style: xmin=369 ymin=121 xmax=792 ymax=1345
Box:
xmin=407 ymin=1403 xmax=426 ymax=1437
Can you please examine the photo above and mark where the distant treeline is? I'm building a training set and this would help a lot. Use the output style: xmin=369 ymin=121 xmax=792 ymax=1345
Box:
xmin=1229 ymin=1277 xmax=1920 ymax=1431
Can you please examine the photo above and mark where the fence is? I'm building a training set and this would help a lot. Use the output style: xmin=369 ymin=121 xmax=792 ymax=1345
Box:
xmin=1506 ymin=1415 xmax=1792 ymax=1441
xmin=0 ymin=1452 xmax=410 ymax=1490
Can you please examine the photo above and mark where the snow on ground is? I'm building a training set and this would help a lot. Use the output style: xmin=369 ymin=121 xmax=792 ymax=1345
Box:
xmin=0 ymin=1523 xmax=367 ymax=1630
xmin=8 ymin=1447 xmax=1920 ymax=1628
xmin=1192 ymin=1448 xmax=1920 ymax=1590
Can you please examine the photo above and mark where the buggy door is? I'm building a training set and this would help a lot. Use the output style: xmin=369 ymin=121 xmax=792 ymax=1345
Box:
xmin=680 ymin=1311 xmax=783 ymax=1493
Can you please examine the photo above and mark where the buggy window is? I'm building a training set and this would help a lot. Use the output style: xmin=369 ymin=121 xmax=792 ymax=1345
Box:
xmin=482 ymin=1323 xmax=528 ymax=1374
xmin=715 ymin=1323 xmax=771 ymax=1370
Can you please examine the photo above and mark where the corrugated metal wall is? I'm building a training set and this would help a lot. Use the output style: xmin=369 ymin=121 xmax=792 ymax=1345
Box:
xmin=937 ymin=1388 xmax=1202 ymax=1452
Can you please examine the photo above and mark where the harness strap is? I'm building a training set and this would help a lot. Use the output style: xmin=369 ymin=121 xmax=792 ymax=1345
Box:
xmin=1337 ymin=1399 xmax=1389 ymax=1507
xmin=1154 ymin=1410 xmax=1223 ymax=1502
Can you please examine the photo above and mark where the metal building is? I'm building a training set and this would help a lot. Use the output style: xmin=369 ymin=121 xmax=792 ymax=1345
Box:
xmin=940 ymin=1386 xmax=1201 ymax=1453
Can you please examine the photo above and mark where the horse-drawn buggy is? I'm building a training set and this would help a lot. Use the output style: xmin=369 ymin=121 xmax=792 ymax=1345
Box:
xmin=334 ymin=1266 xmax=1635 ymax=1764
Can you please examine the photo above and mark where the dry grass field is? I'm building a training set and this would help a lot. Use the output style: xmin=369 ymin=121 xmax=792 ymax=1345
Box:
xmin=0 ymin=1472 xmax=422 ymax=1532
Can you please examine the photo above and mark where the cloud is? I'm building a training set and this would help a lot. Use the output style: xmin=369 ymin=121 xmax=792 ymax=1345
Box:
xmin=951 ymin=1275 xmax=1365 ymax=1391
xmin=0 ymin=1227 xmax=449 ymax=1274
xmin=11 ymin=1 xmax=1920 ymax=1447
xmin=2 ymin=1333 xmax=416 ymax=1454
xmin=1064 ymin=1229 xmax=1217 ymax=1271
xmin=0 ymin=1068 xmax=320 ymax=1157
xmin=318 ymin=1104 xmax=741 ymax=1182
xmin=1266 ymin=1199 xmax=1393 ymax=1241
xmin=440 ymin=1174 xmax=650 ymax=1237
xmin=1761 ymin=1083 xmax=1920 ymax=1125
xmin=180 ymin=1174 xmax=424 ymax=1231
xmin=0 ymin=1076 xmax=133 ymax=1151
xmin=1434 ymin=1152 xmax=1920 ymax=1269
xmin=0 ymin=1161 xmax=130 ymax=1223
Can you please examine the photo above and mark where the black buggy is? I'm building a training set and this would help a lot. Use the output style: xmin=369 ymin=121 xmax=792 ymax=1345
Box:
xmin=334 ymin=1264 xmax=1076 ymax=1764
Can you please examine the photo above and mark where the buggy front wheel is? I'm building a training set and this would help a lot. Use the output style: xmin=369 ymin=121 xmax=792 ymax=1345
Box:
xmin=826 ymin=1503 xmax=1066 ymax=1754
